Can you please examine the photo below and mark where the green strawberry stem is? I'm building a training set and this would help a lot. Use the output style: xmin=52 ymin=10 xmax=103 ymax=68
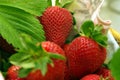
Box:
xmin=79 ymin=20 xmax=108 ymax=47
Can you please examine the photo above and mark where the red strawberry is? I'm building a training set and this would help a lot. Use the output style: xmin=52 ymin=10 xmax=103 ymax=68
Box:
xmin=26 ymin=41 xmax=66 ymax=80
xmin=64 ymin=64 xmax=73 ymax=80
xmin=66 ymin=36 xmax=106 ymax=79
xmin=65 ymin=20 xmax=107 ymax=79
xmin=96 ymin=67 xmax=114 ymax=80
xmin=63 ymin=44 xmax=74 ymax=80
xmin=0 ymin=36 xmax=15 ymax=53
xmin=63 ymin=44 xmax=70 ymax=51
xmin=81 ymin=74 xmax=100 ymax=80
xmin=39 ymin=6 xmax=73 ymax=46
xmin=7 ymin=65 xmax=25 ymax=80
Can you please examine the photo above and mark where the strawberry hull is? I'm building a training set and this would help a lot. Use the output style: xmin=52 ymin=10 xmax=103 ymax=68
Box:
xmin=26 ymin=41 xmax=66 ymax=80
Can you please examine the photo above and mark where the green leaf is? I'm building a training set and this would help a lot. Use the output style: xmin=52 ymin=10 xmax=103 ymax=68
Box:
xmin=0 ymin=0 xmax=49 ymax=16
xmin=18 ymin=68 xmax=32 ymax=78
xmin=79 ymin=20 xmax=108 ymax=47
xmin=109 ymin=48 xmax=120 ymax=80
xmin=59 ymin=0 xmax=73 ymax=7
xmin=55 ymin=0 xmax=73 ymax=8
xmin=63 ymin=0 xmax=81 ymax=12
xmin=55 ymin=0 xmax=60 ymax=6
xmin=0 ymin=5 xmax=45 ymax=49
xmin=48 ymin=52 xmax=66 ymax=60
xmin=9 ymin=52 xmax=35 ymax=68
xmin=92 ymin=33 xmax=108 ymax=47
xmin=47 ymin=0 xmax=52 ymax=6
xmin=91 ymin=25 xmax=108 ymax=47
xmin=80 ymin=20 xmax=94 ymax=37
xmin=0 ymin=14 xmax=23 ymax=49
xmin=34 ymin=57 xmax=51 ymax=76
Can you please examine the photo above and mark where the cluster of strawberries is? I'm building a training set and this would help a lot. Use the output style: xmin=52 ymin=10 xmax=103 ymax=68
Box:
xmin=1 ymin=6 xmax=114 ymax=80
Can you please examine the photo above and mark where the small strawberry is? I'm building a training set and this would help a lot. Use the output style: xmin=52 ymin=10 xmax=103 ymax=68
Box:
xmin=19 ymin=41 xmax=66 ymax=80
xmin=96 ymin=67 xmax=114 ymax=80
xmin=39 ymin=6 xmax=73 ymax=46
xmin=81 ymin=74 xmax=100 ymax=80
xmin=7 ymin=65 xmax=25 ymax=80
xmin=65 ymin=21 xmax=107 ymax=79
xmin=0 ymin=36 xmax=15 ymax=53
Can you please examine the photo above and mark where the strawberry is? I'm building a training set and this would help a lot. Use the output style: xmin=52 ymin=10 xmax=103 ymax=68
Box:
xmin=64 ymin=64 xmax=73 ymax=80
xmin=63 ymin=44 xmax=70 ymax=51
xmin=81 ymin=74 xmax=100 ymax=80
xmin=63 ymin=44 xmax=74 ymax=80
xmin=26 ymin=41 xmax=66 ymax=80
xmin=65 ymin=21 xmax=107 ymax=79
xmin=66 ymin=36 xmax=106 ymax=79
xmin=39 ymin=6 xmax=73 ymax=46
xmin=7 ymin=65 xmax=25 ymax=80
xmin=0 ymin=36 xmax=15 ymax=53
xmin=96 ymin=67 xmax=114 ymax=80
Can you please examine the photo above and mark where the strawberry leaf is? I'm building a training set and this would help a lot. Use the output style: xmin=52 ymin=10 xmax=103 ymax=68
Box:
xmin=18 ymin=68 xmax=32 ymax=78
xmin=48 ymin=52 xmax=66 ymax=60
xmin=80 ymin=20 xmax=94 ymax=37
xmin=109 ymin=48 xmax=120 ymax=80
xmin=47 ymin=0 xmax=52 ymax=6
xmin=0 ymin=14 xmax=23 ymax=49
xmin=80 ymin=20 xmax=108 ymax=47
xmin=91 ymin=25 xmax=108 ymax=47
xmin=9 ymin=52 xmax=36 ymax=69
xmin=56 ymin=0 xmax=73 ymax=8
xmin=0 ymin=5 xmax=45 ymax=49
xmin=34 ymin=56 xmax=51 ymax=76
xmin=9 ymin=39 xmax=65 ymax=77
xmin=0 ymin=0 xmax=49 ymax=16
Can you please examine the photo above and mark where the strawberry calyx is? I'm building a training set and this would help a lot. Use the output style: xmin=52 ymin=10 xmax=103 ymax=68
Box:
xmin=9 ymin=36 xmax=66 ymax=78
xmin=79 ymin=20 xmax=108 ymax=47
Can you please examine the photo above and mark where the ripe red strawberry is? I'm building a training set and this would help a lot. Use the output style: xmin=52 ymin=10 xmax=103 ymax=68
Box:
xmin=96 ymin=67 xmax=114 ymax=80
xmin=64 ymin=64 xmax=73 ymax=80
xmin=39 ymin=6 xmax=73 ymax=46
xmin=81 ymin=74 xmax=100 ymax=80
xmin=66 ymin=36 xmax=106 ymax=79
xmin=26 ymin=41 xmax=66 ymax=80
xmin=7 ymin=65 xmax=25 ymax=80
xmin=0 ymin=36 xmax=15 ymax=53
xmin=65 ymin=21 xmax=107 ymax=79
